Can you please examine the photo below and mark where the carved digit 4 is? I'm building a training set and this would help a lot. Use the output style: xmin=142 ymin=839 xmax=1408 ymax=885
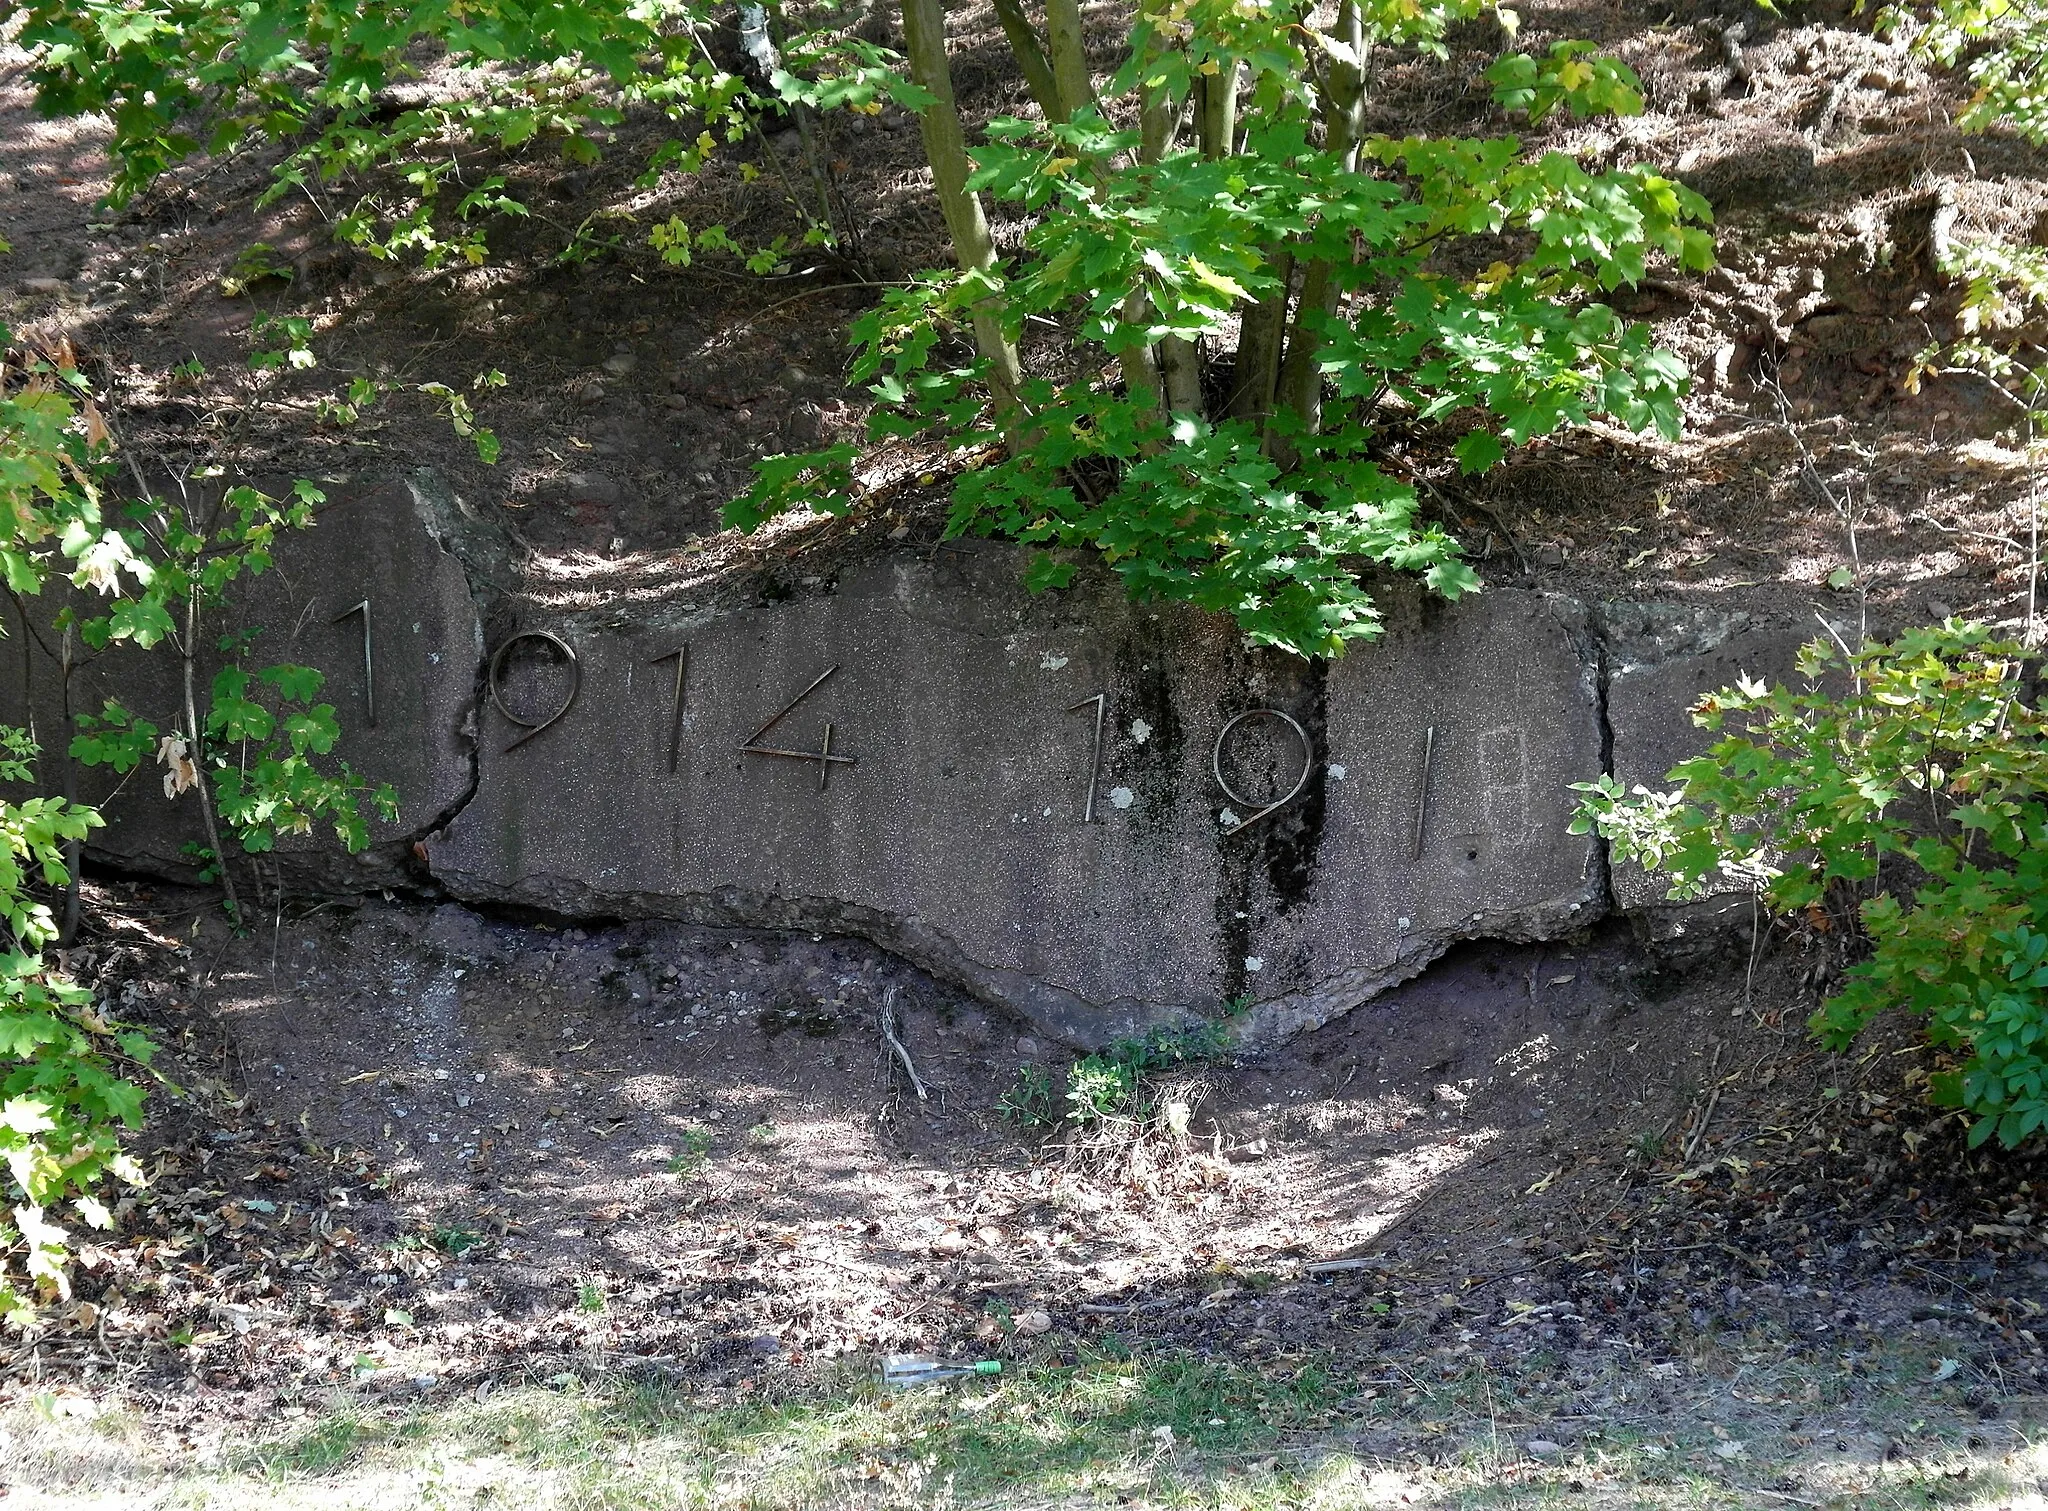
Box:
xmin=741 ymin=664 xmax=857 ymax=790
xmin=331 ymin=598 xmax=375 ymax=728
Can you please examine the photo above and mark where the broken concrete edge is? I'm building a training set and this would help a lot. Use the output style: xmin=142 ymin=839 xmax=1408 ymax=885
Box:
xmin=1237 ymin=880 xmax=1609 ymax=1050
xmin=422 ymin=865 xmax=1185 ymax=1049
xmin=402 ymin=470 xmax=491 ymax=858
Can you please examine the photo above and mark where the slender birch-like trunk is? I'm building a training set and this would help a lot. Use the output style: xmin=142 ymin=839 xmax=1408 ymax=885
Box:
xmin=899 ymin=0 xmax=1025 ymax=423
xmin=1273 ymin=0 xmax=1365 ymax=439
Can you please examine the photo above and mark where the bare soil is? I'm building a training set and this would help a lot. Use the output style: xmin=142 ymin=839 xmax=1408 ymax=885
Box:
xmin=3 ymin=0 xmax=2048 ymax=1490
xmin=8 ymin=879 xmax=2043 ymax=1474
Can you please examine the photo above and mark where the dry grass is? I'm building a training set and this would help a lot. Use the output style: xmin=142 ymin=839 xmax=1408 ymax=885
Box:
xmin=4 ymin=1341 xmax=2044 ymax=1510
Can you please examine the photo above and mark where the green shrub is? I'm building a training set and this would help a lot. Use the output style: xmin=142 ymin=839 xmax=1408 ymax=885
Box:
xmin=1572 ymin=623 xmax=2048 ymax=1148
xmin=1061 ymin=1021 xmax=1231 ymax=1127
xmin=24 ymin=0 xmax=1711 ymax=660
xmin=0 ymin=729 xmax=156 ymax=1322
xmin=0 ymin=304 xmax=385 ymax=1319
xmin=997 ymin=1064 xmax=1056 ymax=1128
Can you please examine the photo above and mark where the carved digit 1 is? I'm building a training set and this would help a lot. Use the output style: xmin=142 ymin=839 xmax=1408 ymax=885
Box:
xmin=331 ymin=598 xmax=375 ymax=728
xmin=651 ymin=644 xmax=688 ymax=773
xmin=1410 ymin=724 xmax=1436 ymax=861
xmin=740 ymin=664 xmax=857 ymax=790
xmin=1067 ymin=692 xmax=1105 ymax=823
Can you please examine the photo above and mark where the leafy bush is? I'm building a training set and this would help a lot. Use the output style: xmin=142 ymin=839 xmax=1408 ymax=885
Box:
xmin=733 ymin=9 xmax=1712 ymax=655
xmin=1888 ymin=0 xmax=2048 ymax=144
xmin=23 ymin=0 xmax=1711 ymax=659
xmin=1572 ymin=624 xmax=2048 ymax=1148
xmin=0 ymin=312 xmax=162 ymax=1320
xmin=1892 ymin=0 xmax=2048 ymax=452
xmin=0 ymin=727 xmax=155 ymax=1323
xmin=0 ymin=302 xmax=388 ymax=1318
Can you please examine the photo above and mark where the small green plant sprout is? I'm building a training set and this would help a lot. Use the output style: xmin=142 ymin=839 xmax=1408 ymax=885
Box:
xmin=1064 ymin=1054 xmax=1139 ymax=1125
xmin=249 ymin=312 xmax=316 ymax=372
xmin=416 ymin=370 xmax=505 ymax=463
xmin=1060 ymin=1021 xmax=1232 ymax=1127
xmin=997 ymin=1064 xmax=1056 ymax=1127
xmin=430 ymin=1224 xmax=487 ymax=1257
xmin=665 ymin=1125 xmax=715 ymax=1175
xmin=576 ymin=1280 xmax=607 ymax=1314
xmin=218 ymin=241 xmax=290 ymax=297
xmin=1572 ymin=623 xmax=2048 ymax=1148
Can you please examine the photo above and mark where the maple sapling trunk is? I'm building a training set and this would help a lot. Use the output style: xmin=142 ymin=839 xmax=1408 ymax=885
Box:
xmin=1274 ymin=0 xmax=1365 ymax=442
xmin=1045 ymin=0 xmax=1093 ymax=121
xmin=991 ymin=0 xmax=1064 ymax=121
xmin=899 ymin=0 xmax=1025 ymax=422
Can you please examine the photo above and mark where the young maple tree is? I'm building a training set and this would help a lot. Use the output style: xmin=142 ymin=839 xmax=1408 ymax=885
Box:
xmin=24 ymin=0 xmax=1711 ymax=656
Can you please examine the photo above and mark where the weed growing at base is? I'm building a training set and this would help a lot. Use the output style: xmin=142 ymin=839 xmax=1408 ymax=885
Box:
xmin=1001 ymin=1020 xmax=1231 ymax=1130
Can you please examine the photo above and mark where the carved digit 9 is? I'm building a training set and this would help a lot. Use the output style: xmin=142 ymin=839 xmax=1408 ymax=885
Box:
xmin=1212 ymin=709 xmax=1314 ymax=837
xmin=488 ymin=630 xmax=580 ymax=752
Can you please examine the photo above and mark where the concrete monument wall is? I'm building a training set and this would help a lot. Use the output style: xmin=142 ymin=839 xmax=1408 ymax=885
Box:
xmin=5 ymin=471 xmax=1816 ymax=1046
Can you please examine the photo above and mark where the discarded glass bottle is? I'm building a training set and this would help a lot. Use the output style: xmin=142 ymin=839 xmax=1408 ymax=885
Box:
xmin=877 ymin=1355 xmax=1002 ymax=1390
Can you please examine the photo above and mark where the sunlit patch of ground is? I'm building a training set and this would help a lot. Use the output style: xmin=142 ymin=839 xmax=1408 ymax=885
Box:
xmin=4 ymin=1347 xmax=2044 ymax=1509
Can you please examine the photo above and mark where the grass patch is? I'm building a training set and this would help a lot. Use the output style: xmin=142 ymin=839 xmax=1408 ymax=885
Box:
xmin=5 ymin=1348 xmax=2041 ymax=1509
xmin=251 ymin=1411 xmax=363 ymax=1478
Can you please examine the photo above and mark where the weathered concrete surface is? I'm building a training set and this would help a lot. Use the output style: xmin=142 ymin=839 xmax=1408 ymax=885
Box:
xmin=1597 ymin=600 xmax=1818 ymax=931
xmin=3 ymin=461 xmax=1829 ymax=1046
xmin=429 ymin=549 xmax=1608 ymax=1047
xmin=0 ymin=477 xmax=480 ymax=885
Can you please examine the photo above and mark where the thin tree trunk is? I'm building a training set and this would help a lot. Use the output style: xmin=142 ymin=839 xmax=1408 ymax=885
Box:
xmin=1122 ymin=5 xmax=1187 ymax=415
xmin=1153 ymin=57 xmax=1239 ymax=417
xmin=183 ymin=587 xmax=241 ymax=926
xmin=900 ymin=0 xmax=1025 ymax=421
xmin=1229 ymin=250 xmax=1292 ymax=422
xmin=1138 ymin=54 xmax=1179 ymax=162
xmin=990 ymin=0 xmax=1064 ymax=121
xmin=1119 ymin=291 xmax=1164 ymax=411
xmin=1196 ymin=60 xmax=1238 ymax=159
xmin=58 ymin=623 xmax=80 ymax=946
xmin=1045 ymin=0 xmax=1092 ymax=120
xmin=1158 ymin=339 xmax=1203 ymax=413
xmin=1273 ymin=0 xmax=1365 ymax=443
xmin=741 ymin=1 xmax=845 ymax=254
